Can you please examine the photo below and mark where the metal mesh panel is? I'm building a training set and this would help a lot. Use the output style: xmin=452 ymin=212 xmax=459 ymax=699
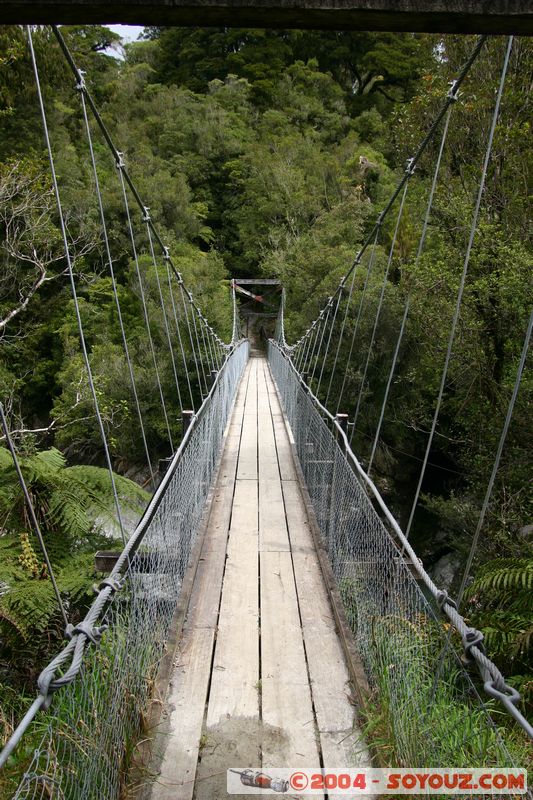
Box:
xmin=268 ymin=341 xmax=521 ymax=771
xmin=8 ymin=341 xmax=248 ymax=800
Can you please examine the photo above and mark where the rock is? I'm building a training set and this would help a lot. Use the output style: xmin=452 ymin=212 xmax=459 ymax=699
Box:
xmin=431 ymin=552 xmax=462 ymax=590
xmin=518 ymin=523 xmax=533 ymax=541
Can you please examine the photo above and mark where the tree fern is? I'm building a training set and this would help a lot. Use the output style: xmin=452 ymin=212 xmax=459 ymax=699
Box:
xmin=0 ymin=446 xmax=149 ymax=684
xmin=465 ymin=556 xmax=533 ymax=711
xmin=467 ymin=558 xmax=533 ymax=594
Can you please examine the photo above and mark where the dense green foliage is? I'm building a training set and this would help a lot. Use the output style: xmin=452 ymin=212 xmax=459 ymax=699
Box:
xmin=0 ymin=24 xmax=531 ymax=758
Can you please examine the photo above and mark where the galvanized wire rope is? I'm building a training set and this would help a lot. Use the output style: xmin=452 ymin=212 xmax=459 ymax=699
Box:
xmin=324 ymin=266 xmax=358 ymax=408
xmin=456 ymin=304 xmax=533 ymax=610
xmin=165 ymin=260 xmax=195 ymax=410
xmin=306 ymin=311 xmax=326 ymax=379
xmin=404 ymin=36 xmax=513 ymax=539
xmin=338 ymin=226 xmax=380 ymax=417
xmin=310 ymin=300 xmax=332 ymax=387
xmin=0 ymin=341 xmax=249 ymax=773
xmin=0 ymin=402 xmax=69 ymax=630
xmin=144 ymin=212 xmax=184 ymax=416
xmin=51 ymin=25 xmax=231 ymax=356
xmin=316 ymin=288 xmax=343 ymax=397
xmin=179 ymin=282 xmax=205 ymax=401
xmin=28 ymin=27 xmax=127 ymax=548
xmin=352 ymin=181 xmax=410 ymax=432
xmin=288 ymin=34 xmax=487 ymax=362
xmin=78 ymin=85 xmax=155 ymax=487
xmin=427 ymin=305 xmax=533 ymax=709
xmin=367 ymin=104 xmax=454 ymax=475
xmin=299 ymin=318 xmax=317 ymax=374
xmin=117 ymin=164 xmax=174 ymax=451
xmin=269 ymin=340 xmax=533 ymax=739
xmin=300 ymin=318 xmax=316 ymax=375
xmin=188 ymin=291 xmax=209 ymax=394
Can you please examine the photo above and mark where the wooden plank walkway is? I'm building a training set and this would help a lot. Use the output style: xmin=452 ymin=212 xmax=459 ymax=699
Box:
xmin=149 ymin=356 xmax=369 ymax=800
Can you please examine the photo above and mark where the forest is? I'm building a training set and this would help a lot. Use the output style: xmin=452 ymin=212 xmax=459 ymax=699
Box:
xmin=0 ymin=23 xmax=531 ymax=775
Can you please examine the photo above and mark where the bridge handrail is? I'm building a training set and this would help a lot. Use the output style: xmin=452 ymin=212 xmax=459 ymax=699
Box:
xmin=269 ymin=339 xmax=533 ymax=740
xmin=0 ymin=338 xmax=249 ymax=771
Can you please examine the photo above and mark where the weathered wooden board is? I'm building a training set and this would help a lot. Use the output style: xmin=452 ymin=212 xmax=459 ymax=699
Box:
xmin=260 ymin=550 xmax=321 ymax=769
xmin=153 ymin=627 xmax=216 ymax=800
xmin=237 ymin=360 xmax=258 ymax=480
xmin=150 ymin=357 xmax=369 ymax=800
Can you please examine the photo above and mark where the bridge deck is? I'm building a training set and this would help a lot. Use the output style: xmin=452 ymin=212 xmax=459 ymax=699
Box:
xmin=148 ymin=355 xmax=368 ymax=799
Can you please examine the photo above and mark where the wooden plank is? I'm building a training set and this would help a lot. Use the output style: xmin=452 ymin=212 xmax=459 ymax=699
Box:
xmin=259 ymin=478 xmax=289 ymax=552
xmin=283 ymin=477 xmax=372 ymax=775
xmin=264 ymin=363 xmax=298 ymax=482
xmin=151 ymin=627 xmax=216 ymax=800
xmin=237 ymin=361 xmax=257 ymax=480
xmin=257 ymin=366 xmax=280 ymax=482
xmin=183 ymin=391 xmax=245 ymax=631
xmin=260 ymin=550 xmax=321 ymax=769
xmin=231 ymin=477 xmax=258 ymax=533
xmin=207 ymin=479 xmax=259 ymax=725
xmin=206 ymin=529 xmax=259 ymax=726
xmin=148 ymin=361 xmax=252 ymax=800
xmin=292 ymin=552 xmax=354 ymax=732
xmin=281 ymin=479 xmax=315 ymax=554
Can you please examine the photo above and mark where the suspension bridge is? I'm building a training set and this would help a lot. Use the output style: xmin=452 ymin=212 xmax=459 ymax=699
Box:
xmin=0 ymin=24 xmax=531 ymax=800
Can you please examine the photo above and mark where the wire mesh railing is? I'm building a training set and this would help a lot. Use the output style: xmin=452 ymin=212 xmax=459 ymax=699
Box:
xmin=268 ymin=340 xmax=529 ymax=772
xmin=1 ymin=339 xmax=248 ymax=800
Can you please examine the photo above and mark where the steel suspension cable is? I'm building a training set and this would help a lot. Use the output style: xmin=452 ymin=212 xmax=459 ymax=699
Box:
xmin=179 ymin=283 xmax=204 ymax=401
xmin=188 ymin=292 xmax=209 ymax=394
xmin=306 ymin=313 xmax=326 ymax=381
xmin=405 ymin=36 xmax=513 ymax=539
xmin=296 ymin=323 xmax=312 ymax=372
xmin=310 ymin=301 xmax=332 ymax=388
xmin=144 ymin=212 xmax=184 ymax=416
xmin=78 ymin=88 xmax=155 ymax=487
xmin=286 ymin=35 xmax=487 ymax=364
xmin=316 ymin=289 xmax=343 ymax=398
xmin=427 ymin=306 xmax=532 ymax=713
xmin=301 ymin=320 xmax=318 ymax=376
xmin=205 ymin=323 xmax=217 ymax=372
xmin=352 ymin=181 xmax=410 ymax=433
xmin=368 ymin=104 xmax=454 ymax=475
xmin=51 ymin=25 xmax=228 ymax=374
xmin=338 ymin=226 xmax=380 ymax=418
xmin=116 ymin=164 xmax=174 ymax=451
xmin=199 ymin=314 xmax=214 ymax=382
xmin=456 ymin=305 xmax=533 ymax=609
xmin=165 ymin=260 xmax=195 ymax=410
xmin=0 ymin=403 xmax=69 ymax=629
xmin=28 ymin=27 xmax=127 ymax=546
xmin=324 ymin=265 xmax=359 ymax=408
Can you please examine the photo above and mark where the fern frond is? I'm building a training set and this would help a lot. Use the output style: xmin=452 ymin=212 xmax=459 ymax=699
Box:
xmin=465 ymin=558 xmax=533 ymax=597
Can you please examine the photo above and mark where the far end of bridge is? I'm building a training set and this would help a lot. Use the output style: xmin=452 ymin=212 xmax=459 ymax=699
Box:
xmin=1 ymin=0 xmax=532 ymax=34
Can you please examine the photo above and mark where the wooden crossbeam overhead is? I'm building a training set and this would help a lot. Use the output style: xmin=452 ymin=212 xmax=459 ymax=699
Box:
xmin=234 ymin=279 xmax=281 ymax=286
xmin=1 ymin=0 xmax=531 ymax=34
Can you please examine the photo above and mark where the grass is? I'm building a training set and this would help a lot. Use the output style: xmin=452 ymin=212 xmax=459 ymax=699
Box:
xmin=337 ymin=576 xmax=532 ymax=779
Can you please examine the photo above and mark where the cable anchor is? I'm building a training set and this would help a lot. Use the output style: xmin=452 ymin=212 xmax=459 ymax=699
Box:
xmin=462 ymin=627 xmax=485 ymax=662
xmin=447 ymin=79 xmax=461 ymax=102
xmin=98 ymin=574 xmax=125 ymax=593
xmin=75 ymin=69 xmax=86 ymax=92
xmin=436 ymin=589 xmax=457 ymax=612
xmin=405 ymin=157 xmax=416 ymax=176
